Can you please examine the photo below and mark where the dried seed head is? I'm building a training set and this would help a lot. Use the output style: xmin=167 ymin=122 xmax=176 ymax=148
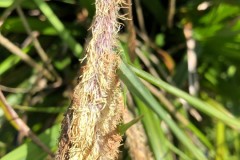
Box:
xmin=123 ymin=110 xmax=154 ymax=160
xmin=55 ymin=0 xmax=124 ymax=159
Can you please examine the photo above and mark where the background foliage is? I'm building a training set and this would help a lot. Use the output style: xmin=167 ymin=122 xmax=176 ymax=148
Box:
xmin=1 ymin=0 xmax=240 ymax=159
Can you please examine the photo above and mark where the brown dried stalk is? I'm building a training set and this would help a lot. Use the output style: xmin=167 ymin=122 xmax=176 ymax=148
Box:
xmin=55 ymin=0 xmax=125 ymax=159
xmin=123 ymin=0 xmax=136 ymax=62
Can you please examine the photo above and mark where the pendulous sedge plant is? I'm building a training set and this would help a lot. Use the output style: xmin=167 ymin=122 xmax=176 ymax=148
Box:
xmin=55 ymin=0 xmax=125 ymax=159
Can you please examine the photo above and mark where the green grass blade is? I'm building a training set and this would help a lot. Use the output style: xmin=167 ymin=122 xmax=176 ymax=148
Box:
xmin=135 ymin=96 xmax=171 ymax=160
xmin=130 ymin=65 xmax=240 ymax=130
xmin=0 ymin=55 xmax=20 ymax=75
xmin=13 ymin=105 xmax=65 ymax=113
xmin=215 ymin=121 xmax=227 ymax=160
xmin=1 ymin=124 xmax=60 ymax=160
xmin=0 ymin=42 xmax=31 ymax=75
xmin=118 ymin=62 xmax=207 ymax=160
xmin=0 ymin=0 xmax=14 ymax=7
xmin=167 ymin=142 xmax=192 ymax=160
xmin=120 ymin=43 xmax=213 ymax=153
xmin=118 ymin=115 xmax=143 ymax=135
xmin=33 ymin=0 xmax=82 ymax=57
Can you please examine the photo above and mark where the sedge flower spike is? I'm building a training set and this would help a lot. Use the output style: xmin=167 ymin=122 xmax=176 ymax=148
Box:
xmin=55 ymin=0 xmax=125 ymax=159
xmin=124 ymin=110 xmax=154 ymax=160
